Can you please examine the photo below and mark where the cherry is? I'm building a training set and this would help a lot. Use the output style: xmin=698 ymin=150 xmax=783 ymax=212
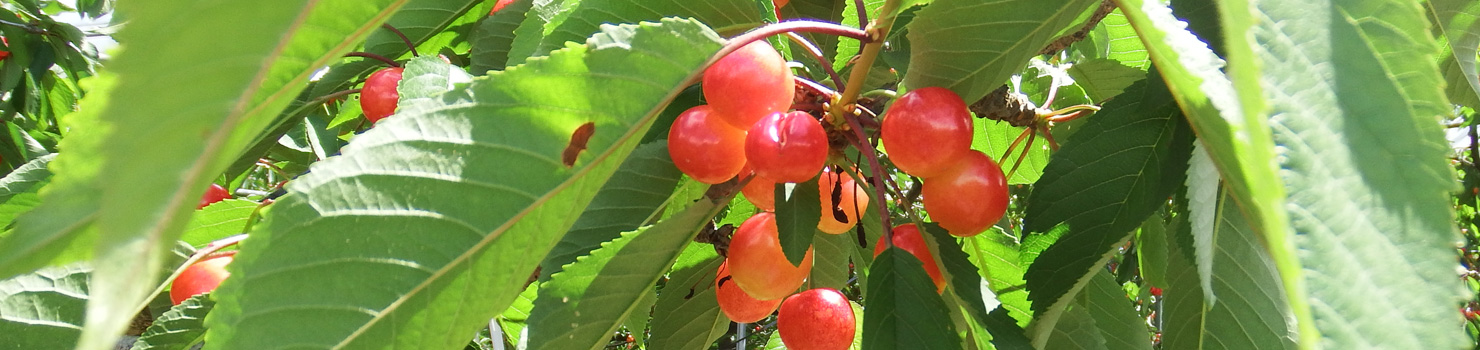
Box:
xmin=361 ymin=67 xmax=404 ymax=123
xmin=715 ymin=261 xmax=782 ymax=323
xmin=775 ymin=0 xmax=790 ymax=7
xmin=873 ymin=224 xmax=945 ymax=293
xmin=489 ymin=0 xmax=516 ymax=15
xmin=668 ymin=105 xmax=748 ymax=184
xmin=739 ymin=164 xmax=777 ymax=211
xmin=816 ymin=169 xmax=868 ymax=234
xmin=745 ymin=111 xmax=827 ymax=183
xmin=727 ymin=212 xmax=813 ymax=300
xmin=170 ymin=251 xmax=236 ymax=305
xmin=777 ymin=288 xmax=855 ymax=350
xmin=197 ymin=183 xmax=231 ymax=209
xmin=881 ymin=87 xmax=974 ymax=178
xmin=921 ymin=150 xmax=1008 ymax=237
xmin=1149 ymin=287 xmax=1163 ymax=297
xmin=703 ymin=41 xmax=794 ymax=129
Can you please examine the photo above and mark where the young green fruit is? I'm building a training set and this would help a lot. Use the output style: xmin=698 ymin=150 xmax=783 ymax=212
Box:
xmin=777 ymin=288 xmax=855 ymax=350
xmin=361 ymin=67 xmax=404 ymax=123
xmin=170 ymin=251 xmax=236 ymax=304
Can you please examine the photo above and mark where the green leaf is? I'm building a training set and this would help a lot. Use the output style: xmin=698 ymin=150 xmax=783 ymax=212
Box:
xmin=923 ymin=224 xmax=1031 ymax=350
xmin=470 ymin=0 xmax=534 ymax=74
xmin=862 ymin=248 xmax=961 ymax=350
xmin=539 ymin=142 xmax=683 ymax=280
xmin=834 ymin=0 xmax=885 ymax=70
xmin=776 ymin=179 xmax=822 ymax=266
xmin=1042 ymin=295 xmax=1107 ymax=350
xmin=1184 ymin=140 xmax=1218 ymax=305
xmin=497 ymin=284 xmax=538 ymax=347
xmin=129 ymin=294 xmax=216 ymax=350
xmin=783 ymin=0 xmax=848 ymax=79
xmin=811 ymin=228 xmax=853 ymax=291
xmin=510 ymin=0 xmax=759 ymax=64
xmin=1021 ymin=73 xmax=1193 ymax=347
xmin=0 ymin=154 xmax=54 ymax=227
xmin=1161 ymin=192 xmax=1295 ymax=350
xmin=1066 ymin=58 xmax=1146 ymax=103
xmin=367 ymin=0 xmax=487 ymax=60
xmin=178 ymin=200 xmax=257 ymax=247
xmin=1238 ymin=0 xmax=1467 ymax=348
xmin=1081 ymin=270 xmax=1152 ymax=350
xmin=526 ymin=196 xmax=723 ymax=350
xmin=902 ymin=0 xmax=1098 ymax=102
xmin=960 ymin=229 xmax=1031 ymax=326
xmin=1133 ymin=214 xmax=1168 ymax=289
xmin=1431 ymin=0 xmax=1480 ymax=107
xmin=0 ymin=264 xmax=88 ymax=350
xmin=206 ymin=18 xmax=726 ymax=349
xmin=973 ymin=116 xmax=1050 ymax=185
xmin=647 ymin=244 xmax=729 ymax=350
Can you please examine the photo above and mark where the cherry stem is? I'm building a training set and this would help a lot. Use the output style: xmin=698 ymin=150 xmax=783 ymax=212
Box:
xmin=794 ymin=76 xmax=838 ymax=98
xmin=829 ymin=0 xmax=903 ymax=130
xmin=381 ymin=23 xmax=420 ymax=57
xmin=783 ymin=32 xmax=845 ymax=89
xmin=255 ymin=159 xmax=291 ymax=180
xmin=1000 ymin=127 xmax=1033 ymax=166
xmin=1043 ymin=104 xmax=1100 ymax=122
xmin=1006 ymin=130 xmax=1035 ymax=180
xmin=852 ymin=0 xmax=870 ymax=30
xmin=346 ymin=52 xmax=400 ymax=67
xmin=132 ymin=234 xmax=248 ymax=313
xmin=698 ymin=21 xmax=870 ymax=84
xmin=838 ymin=106 xmax=895 ymax=242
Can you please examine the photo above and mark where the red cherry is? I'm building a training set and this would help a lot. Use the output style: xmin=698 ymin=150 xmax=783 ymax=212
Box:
xmin=715 ymin=261 xmax=782 ymax=323
xmin=489 ymin=0 xmax=516 ymax=15
xmin=774 ymin=0 xmax=790 ymax=7
xmin=361 ymin=67 xmax=404 ymax=123
xmin=1149 ymin=287 xmax=1163 ymax=297
xmin=668 ymin=105 xmax=748 ymax=184
xmin=740 ymin=164 xmax=777 ymax=211
xmin=170 ymin=251 xmax=236 ymax=305
xmin=881 ymin=87 xmax=974 ymax=178
xmin=921 ymin=150 xmax=1008 ymax=237
xmin=728 ymin=212 xmax=813 ymax=300
xmin=777 ymin=288 xmax=855 ymax=350
xmin=873 ymin=224 xmax=945 ymax=293
xmin=703 ymin=41 xmax=794 ymax=129
xmin=817 ymin=169 xmax=868 ymax=234
xmin=745 ymin=111 xmax=827 ymax=183
xmin=197 ymin=183 xmax=231 ymax=209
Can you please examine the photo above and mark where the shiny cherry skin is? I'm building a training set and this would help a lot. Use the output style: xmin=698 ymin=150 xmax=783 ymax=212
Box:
xmin=745 ymin=111 xmax=827 ymax=183
xmin=703 ymin=41 xmax=794 ymax=129
xmin=777 ymin=288 xmax=855 ymax=350
xmin=873 ymin=224 xmax=946 ymax=293
xmin=921 ymin=150 xmax=1008 ymax=237
xmin=197 ymin=183 xmax=231 ymax=209
xmin=740 ymin=164 xmax=778 ymax=211
xmin=880 ymin=87 xmax=974 ymax=178
xmin=816 ymin=169 xmax=868 ymax=234
xmin=361 ymin=67 xmax=404 ymax=123
xmin=170 ymin=251 xmax=236 ymax=305
xmin=728 ymin=212 xmax=813 ymax=300
xmin=715 ymin=261 xmax=783 ymax=323
xmin=489 ymin=0 xmax=516 ymax=15
xmin=668 ymin=105 xmax=748 ymax=184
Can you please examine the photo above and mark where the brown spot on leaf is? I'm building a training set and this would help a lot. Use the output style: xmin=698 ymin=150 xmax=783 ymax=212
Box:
xmin=562 ymin=122 xmax=596 ymax=167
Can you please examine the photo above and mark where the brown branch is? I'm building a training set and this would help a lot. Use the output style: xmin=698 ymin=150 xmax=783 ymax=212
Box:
xmin=1037 ymin=0 xmax=1117 ymax=55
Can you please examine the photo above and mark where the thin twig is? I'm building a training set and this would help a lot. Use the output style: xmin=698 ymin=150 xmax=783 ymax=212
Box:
xmin=1037 ymin=0 xmax=1117 ymax=55
xmin=380 ymin=23 xmax=420 ymax=57
xmin=783 ymin=32 xmax=845 ymax=88
xmin=345 ymin=52 xmax=400 ymax=67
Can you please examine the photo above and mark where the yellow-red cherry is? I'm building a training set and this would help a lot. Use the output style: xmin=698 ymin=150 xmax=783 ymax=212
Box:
xmin=727 ymin=212 xmax=813 ymax=300
xmin=703 ymin=41 xmax=794 ymax=129
xmin=874 ymin=224 xmax=946 ymax=293
xmin=361 ymin=67 xmax=403 ymax=123
xmin=668 ymin=105 xmax=747 ymax=184
xmin=881 ymin=87 xmax=974 ymax=178
xmin=170 ymin=251 xmax=236 ymax=305
xmin=740 ymin=164 xmax=778 ymax=211
xmin=816 ymin=169 xmax=868 ymax=234
xmin=921 ymin=150 xmax=1008 ymax=237
xmin=715 ymin=261 xmax=782 ymax=323
xmin=745 ymin=111 xmax=827 ymax=183
xmin=777 ymin=288 xmax=855 ymax=350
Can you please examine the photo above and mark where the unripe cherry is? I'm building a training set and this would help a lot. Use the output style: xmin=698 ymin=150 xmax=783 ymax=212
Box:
xmin=874 ymin=224 xmax=946 ymax=293
xmin=777 ymin=288 xmax=855 ymax=350
xmin=881 ymin=87 xmax=974 ymax=178
xmin=668 ymin=105 xmax=747 ymax=184
xmin=921 ymin=150 xmax=1008 ymax=237
xmin=715 ymin=261 xmax=782 ymax=323
xmin=703 ymin=41 xmax=794 ymax=129
xmin=727 ymin=212 xmax=813 ymax=300
xmin=745 ymin=111 xmax=827 ymax=183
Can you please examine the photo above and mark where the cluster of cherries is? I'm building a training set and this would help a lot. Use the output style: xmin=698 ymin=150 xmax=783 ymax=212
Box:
xmin=880 ymin=87 xmax=1010 ymax=237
